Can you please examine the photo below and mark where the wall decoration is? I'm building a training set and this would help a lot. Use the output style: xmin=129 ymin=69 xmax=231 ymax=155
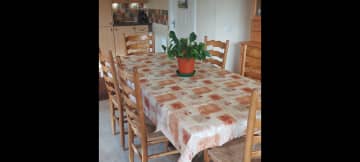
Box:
xmin=178 ymin=0 xmax=188 ymax=8
xmin=144 ymin=9 xmax=168 ymax=25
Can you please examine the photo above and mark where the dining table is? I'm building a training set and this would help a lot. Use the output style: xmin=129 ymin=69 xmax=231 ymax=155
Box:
xmin=118 ymin=53 xmax=261 ymax=162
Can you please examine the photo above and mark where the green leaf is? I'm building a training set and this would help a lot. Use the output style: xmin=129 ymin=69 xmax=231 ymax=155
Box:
xmin=169 ymin=31 xmax=179 ymax=46
xmin=189 ymin=32 xmax=197 ymax=43
xmin=204 ymin=51 xmax=211 ymax=57
xmin=169 ymin=31 xmax=176 ymax=39
xmin=161 ymin=45 xmax=167 ymax=52
xmin=164 ymin=31 xmax=209 ymax=61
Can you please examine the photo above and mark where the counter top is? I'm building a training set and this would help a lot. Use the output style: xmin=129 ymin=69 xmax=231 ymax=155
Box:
xmin=113 ymin=22 xmax=152 ymax=32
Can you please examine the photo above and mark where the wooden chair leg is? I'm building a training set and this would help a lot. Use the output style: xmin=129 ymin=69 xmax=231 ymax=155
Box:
xmin=128 ymin=124 xmax=134 ymax=162
xmin=203 ymin=149 xmax=210 ymax=162
xmin=110 ymin=102 xmax=116 ymax=136
xmin=119 ymin=111 xmax=125 ymax=150
xmin=141 ymin=145 xmax=148 ymax=162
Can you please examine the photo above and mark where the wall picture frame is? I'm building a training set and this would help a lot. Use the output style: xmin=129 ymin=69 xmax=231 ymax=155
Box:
xmin=178 ymin=0 xmax=188 ymax=8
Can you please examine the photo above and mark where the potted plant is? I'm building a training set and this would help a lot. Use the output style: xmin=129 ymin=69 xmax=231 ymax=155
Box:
xmin=162 ymin=31 xmax=210 ymax=76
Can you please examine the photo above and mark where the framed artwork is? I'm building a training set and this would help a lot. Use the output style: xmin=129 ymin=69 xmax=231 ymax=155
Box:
xmin=178 ymin=0 xmax=188 ymax=8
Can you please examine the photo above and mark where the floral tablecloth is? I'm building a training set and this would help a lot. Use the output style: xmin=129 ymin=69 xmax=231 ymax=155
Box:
xmin=119 ymin=53 xmax=261 ymax=162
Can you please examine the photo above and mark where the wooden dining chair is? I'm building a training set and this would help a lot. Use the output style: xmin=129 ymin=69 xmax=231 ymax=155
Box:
xmin=239 ymin=41 xmax=261 ymax=81
xmin=121 ymin=67 xmax=179 ymax=162
xmin=124 ymin=33 xmax=155 ymax=56
xmin=204 ymin=36 xmax=230 ymax=69
xmin=99 ymin=49 xmax=128 ymax=150
xmin=204 ymin=89 xmax=261 ymax=162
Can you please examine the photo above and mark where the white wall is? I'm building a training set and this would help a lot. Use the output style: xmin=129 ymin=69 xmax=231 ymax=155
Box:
xmin=144 ymin=0 xmax=169 ymax=10
xmin=144 ymin=0 xmax=169 ymax=53
xmin=168 ymin=0 xmax=176 ymax=31
xmin=168 ymin=0 xmax=196 ymax=38
xmin=196 ymin=0 xmax=252 ymax=73
xmin=152 ymin=23 xmax=169 ymax=52
xmin=173 ymin=0 xmax=196 ymax=38
xmin=196 ymin=0 xmax=216 ymax=42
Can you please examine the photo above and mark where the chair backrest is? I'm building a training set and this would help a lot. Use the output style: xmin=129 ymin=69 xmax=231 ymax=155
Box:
xmin=240 ymin=42 xmax=261 ymax=80
xmin=119 ymin=65 xmax=149 ymax=154
xmin=124 ymin=33 xmax=155 ymax=56
xmin=243 ymin=89 xmax=261 ymax=162
xmin=204 ymin=36 xmax=230 ymax=69
xmin=99 ymin=49 xmax=122 ymax=108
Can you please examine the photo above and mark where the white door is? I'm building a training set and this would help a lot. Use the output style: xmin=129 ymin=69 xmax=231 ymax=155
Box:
xmin=168 ymin=0 xmax=196 ymax=38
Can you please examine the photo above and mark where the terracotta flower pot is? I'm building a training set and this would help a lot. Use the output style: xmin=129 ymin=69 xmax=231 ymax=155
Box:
xmin=177 ymin=57 xmax=195 ymax=74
